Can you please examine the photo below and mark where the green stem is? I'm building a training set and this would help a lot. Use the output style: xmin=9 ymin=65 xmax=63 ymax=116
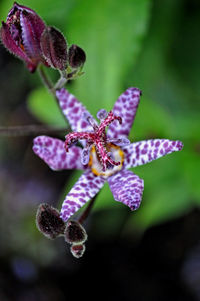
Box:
xmin=38 ymin=64 xmax=55 ymax=95
xmin=54 ymin=69 xmax=68 ymax=90
xmin=37 ymin=65 xmax=68 ymax=124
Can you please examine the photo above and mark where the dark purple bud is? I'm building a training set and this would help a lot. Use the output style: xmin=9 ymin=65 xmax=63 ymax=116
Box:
xmin=40 ymin=26 xmax=67 ymax=70
xmin=64 ymin=220 xmax=87 ymax=244
xmin=0 ymin=2 xmax=48 ymax=72
xmin=70 ymin=244 xmax=86 ymax=258
xmin=68 ymin=44 xmax=86 ymax=68
xmin=36 ymin=203 xmax=66 ymax=239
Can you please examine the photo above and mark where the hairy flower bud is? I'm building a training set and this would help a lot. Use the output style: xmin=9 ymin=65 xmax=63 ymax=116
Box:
xmin=0 ymin=2 xmax=48 ymax=72
xmin=68 ymin=44 xmax=86 ymax=68
xmin=64 ymin=220 xmax=87 ymax=244
xmin=36 ymin=203 xmax=66 ymax=239
xmin=40 ymin=26 xmax=67 ymax=70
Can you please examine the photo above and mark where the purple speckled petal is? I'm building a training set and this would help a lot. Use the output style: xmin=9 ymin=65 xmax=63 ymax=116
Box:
xmin=20 ymin=10 xmax=45 ymax=60
xmin=56 ymin=88 xmax=96 ymax=133
xmin=107 ymin=87 xmax=142 ymax=139
xmin=0 ymin=21 xmax=32 ymax=64
xmin=60 ymin=170 xmax=106 ymax=221
xmin=123 ymin=139 xmax=183 ymax=169
xmin=108 ymin=169 xmax=144 ymax=211
xmin=33 ymin=135 xmax=83 ymax=170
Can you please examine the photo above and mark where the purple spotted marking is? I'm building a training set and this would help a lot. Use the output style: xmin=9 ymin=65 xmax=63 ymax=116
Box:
xmin=107 ymin=87 xmax=141 ymax=139
xmin=33 ymin=135 xmax=84 ymax=170
xmin=60 ymin=170 xmax=106 ymax=221
xmin=122 ymin=139 xmax=183 ymax=169
xmin=108 ymin=170 xmax=144 ymax=210
xmin=56 ymin=88 xmax=95 ymax=134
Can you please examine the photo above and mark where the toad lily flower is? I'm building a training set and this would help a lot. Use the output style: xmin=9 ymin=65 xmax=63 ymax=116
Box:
xmin=33 ymin=88 xmax=183 ymax=222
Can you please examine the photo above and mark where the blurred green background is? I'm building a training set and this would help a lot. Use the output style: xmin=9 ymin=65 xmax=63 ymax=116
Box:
xmin=0 ymin=0 xmax=200 ymax=300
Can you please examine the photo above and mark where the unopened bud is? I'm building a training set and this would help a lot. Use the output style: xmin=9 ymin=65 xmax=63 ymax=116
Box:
xmin=40 ymin=26 xmax=67 ymax=70
xmin=70 ymin=243 xmax=85 ymax=258
xmin=36 ymin=203 xmax=66 ymax=239
xmin=0 ymin=2 xmax=48 ymax=72
xmin=68 ymin=44 xmax=86 ymax=68
xmin=64 ymin=220 xmax=87 ymax=244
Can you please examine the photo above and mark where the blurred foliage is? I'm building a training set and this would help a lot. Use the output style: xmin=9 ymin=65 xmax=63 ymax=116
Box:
xmin=0 ymin=0 xmax=200 ymax=237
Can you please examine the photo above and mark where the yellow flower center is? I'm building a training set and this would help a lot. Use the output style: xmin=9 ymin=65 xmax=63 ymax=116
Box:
xmin=88 ymin=143 xmax=124 ymax=177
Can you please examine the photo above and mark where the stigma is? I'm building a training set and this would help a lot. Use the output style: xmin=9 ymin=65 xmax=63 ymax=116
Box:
xmin=65 ymin=109 xmax=130 ymax=172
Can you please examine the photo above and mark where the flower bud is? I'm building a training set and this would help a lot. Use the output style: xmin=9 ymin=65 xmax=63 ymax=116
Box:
xmin=36 ymin=203 xmax=66 ymax=239
xmin=0 ymin=2 xmax=48 ymax=72
xmin=40 ymin=26 xmax=67 ymax=70
xmin=68 ymin=44 xmax=86 ymax=68
xmin=64 ymin=220 xmax=87 ymax=244
xmin=70 ymin=244 xmax=85 ymax=259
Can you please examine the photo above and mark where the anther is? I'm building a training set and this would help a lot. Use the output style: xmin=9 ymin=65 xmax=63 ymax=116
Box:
xmin=108 ymin=137 xmax=130 ymax=146
xmin=82 ymin=112 xmax=98 ymax=130
xmin=97 ymin=109 xmax=107 ymax=120
xmin=81 ymin=147 xmax=90 ymax=165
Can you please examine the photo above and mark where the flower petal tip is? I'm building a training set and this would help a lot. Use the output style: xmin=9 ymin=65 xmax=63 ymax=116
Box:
xmin=128 ymin=87 xmax=142 ymax=96
xmin=176 ymin=140 xmax=183 ymax=151
xmin=130 ymin=203 xmax=141 ymax=211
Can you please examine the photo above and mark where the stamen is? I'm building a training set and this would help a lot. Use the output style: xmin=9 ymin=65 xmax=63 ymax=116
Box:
xmin=97 ymin=111 xmax=122 ymax=137
xmin=106 ymin=161 xmax=114 ymax=170
xmin=97 ymin=109 xmax=107 ymax=120
xmin=108 ymin=137 xmax=130 ymax=146
xmin=65 ymin=110 xmax=124 ymax=172
xmin=82 ymin=112 xmax=98 ymax=130
xmin=107 ymin=151 xmax=114 ymax=160
xmin=65 ymin=132 xmax=94 ymax=152
xmin=81 ymin=147 xmax=90 ymax=165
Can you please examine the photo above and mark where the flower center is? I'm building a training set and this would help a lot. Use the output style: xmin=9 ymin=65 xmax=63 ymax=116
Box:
xmin=88 ymin=143 xmax=124 ymax=177
xmin=65 ymin=109 xmax=130 ymax=173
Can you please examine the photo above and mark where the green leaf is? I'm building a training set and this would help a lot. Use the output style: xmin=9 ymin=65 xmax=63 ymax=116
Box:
xmin=130 ymin=96 xmax=173 ymax=140
xmin=0 ymin=0 xmax=73 ymax=26
xmin=180 ymin=149 xmax=200 ymax=203
xmin=125 ymin=155 xmax=192 ymax=231
xmin=66 ymin=0 xmax=151 ymax=116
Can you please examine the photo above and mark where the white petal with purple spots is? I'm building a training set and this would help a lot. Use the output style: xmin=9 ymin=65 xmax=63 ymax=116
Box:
xmin=56 ymin=88 xmax=96 ymax=133
xmin=33 ymin=136 xmax=83 ymax=170
xmin=107 ymin=87 xmax=141 ymax=139
xmin=123 ymin=139 xmax=183 ymax=169
xmin=60 ymin=170 xmax=106 ymax=221
xmin=108 ymin=170 xmax=144 ymax=210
